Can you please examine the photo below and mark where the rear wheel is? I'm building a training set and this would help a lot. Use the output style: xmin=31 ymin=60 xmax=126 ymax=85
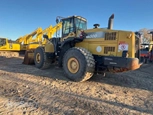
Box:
xmin=62 ymin=47 xmax=95 ymax=82
xmin=34 ymin=47 xmax=51 ymax=69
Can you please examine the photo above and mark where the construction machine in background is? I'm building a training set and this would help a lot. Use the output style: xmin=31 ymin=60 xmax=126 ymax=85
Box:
xmin=0 ymin=21 xmax=62 ymax=60
xmin=0 ymin=38 xmax=21 ymax=57
xmin=0 ymin=27 xmax=43 ymax=58
xmin=15 ymin=36 xmax=28 ymax=51
xmin=140 ymin=31 xmax=153 ymax=63
xmin=23 ymin=14 xmax=142 ymax=82
xmin=26 ymin=22 xmax=62 ymax=51
xmin=16 ymin=27 xmax=43 ymax=50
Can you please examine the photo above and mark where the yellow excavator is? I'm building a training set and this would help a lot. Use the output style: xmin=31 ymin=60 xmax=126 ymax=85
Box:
xmin=15 ymin=36 xmax=28 ymax=51
xmin=23 ymin=14 xmax=142 ymax=82
xmin=0 ymin=38 xmax=21 ymax=57
xmin=0 ymin=27 xmax=43 ymax=58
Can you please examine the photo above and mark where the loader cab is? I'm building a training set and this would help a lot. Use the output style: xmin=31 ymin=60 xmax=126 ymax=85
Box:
xmin=0 ymin=38 xmax=6 ymax=46
xmin=61 ymin=16 xmax=87 ymax=38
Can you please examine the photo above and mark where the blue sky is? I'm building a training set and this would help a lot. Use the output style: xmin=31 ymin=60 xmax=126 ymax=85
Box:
xmin=0 ymin=0 xmax=153 ymax=40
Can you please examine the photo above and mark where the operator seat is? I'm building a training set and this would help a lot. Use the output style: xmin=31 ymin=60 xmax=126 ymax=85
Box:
xmin=51 ymin=37 xmax=61 ymax=53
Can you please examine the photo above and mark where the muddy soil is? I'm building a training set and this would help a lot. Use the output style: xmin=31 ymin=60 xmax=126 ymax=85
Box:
xmin=0 ymin=56 xmax=153 ymax=115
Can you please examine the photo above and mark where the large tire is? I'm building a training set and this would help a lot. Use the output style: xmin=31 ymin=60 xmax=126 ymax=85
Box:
xmin=34 ymin=47 xmax=51 ymax=69
xmin=62 ymin=47 xmax=95 ymax=82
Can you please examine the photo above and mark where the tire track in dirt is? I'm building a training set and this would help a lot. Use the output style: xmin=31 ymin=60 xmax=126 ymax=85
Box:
xmin=0 ymin=70 xmax=153 ymax=115
xmin=0 ymin=57 xmax=153 ymax=114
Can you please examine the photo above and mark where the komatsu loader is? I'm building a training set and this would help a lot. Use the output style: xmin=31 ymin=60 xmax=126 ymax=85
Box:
xmin=24 ymin=14 xmax=142 ymax=82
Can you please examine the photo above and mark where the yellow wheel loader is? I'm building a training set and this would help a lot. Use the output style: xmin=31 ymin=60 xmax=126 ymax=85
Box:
xmin=25 ymin=14 xmax=142 ymax=82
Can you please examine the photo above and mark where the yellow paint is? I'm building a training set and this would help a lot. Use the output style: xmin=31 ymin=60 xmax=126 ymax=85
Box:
xmin=75 ymin=28 xmax=136 ymax=58
xmin=44 ymin=43 xmax=54 ymax=53
xmin=26 ymin=44 xmax=42 ymax=50
xmin=67 ymin=57 xmax=79 ymax=73
xmin=0 ymin=38 xmax=20 ymax=51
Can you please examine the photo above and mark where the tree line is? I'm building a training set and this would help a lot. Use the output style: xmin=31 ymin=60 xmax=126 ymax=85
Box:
xmin=138 ymin=28 xmax=153 ymax=44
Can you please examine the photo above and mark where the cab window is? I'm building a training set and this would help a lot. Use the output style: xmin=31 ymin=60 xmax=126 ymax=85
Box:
xmin=75 ymin=18 xmax=87 ymax=30
xmin=0 ymin=39 xmax=6 ymax=46
xmin=62 ymin=18 xmax=74 ymax=35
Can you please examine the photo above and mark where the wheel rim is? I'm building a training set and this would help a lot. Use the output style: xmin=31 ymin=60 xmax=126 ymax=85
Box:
xmin=67 ymin=57 xmax=79 ymax=73
xmin=36 ymin=53 xmax=41 ymax=63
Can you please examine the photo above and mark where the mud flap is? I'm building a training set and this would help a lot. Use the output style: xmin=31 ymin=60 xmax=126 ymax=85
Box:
xmin=22 ymin=50 xmax=35 ymax=65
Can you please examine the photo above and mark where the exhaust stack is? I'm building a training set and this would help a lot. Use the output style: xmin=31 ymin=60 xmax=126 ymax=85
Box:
xmin=107 ymin=14 xmax=114 ymax=29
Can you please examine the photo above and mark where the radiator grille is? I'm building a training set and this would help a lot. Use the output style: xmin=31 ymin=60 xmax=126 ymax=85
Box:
xmin=105 ymin=32 xmax=116 ymax=40
xmin=104 ymin=47 xmax=115 ymax=54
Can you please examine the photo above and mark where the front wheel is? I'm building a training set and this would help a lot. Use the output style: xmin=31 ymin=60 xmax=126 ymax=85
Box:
xmin=62 ymin=47 xmax=95 ymax=82
xmin=34 ymin=47 xmax=51 ymax=69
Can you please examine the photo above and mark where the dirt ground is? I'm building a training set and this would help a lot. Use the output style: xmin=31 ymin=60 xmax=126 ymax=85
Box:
xmin=0 ymin=56 xmax=153 ymax=115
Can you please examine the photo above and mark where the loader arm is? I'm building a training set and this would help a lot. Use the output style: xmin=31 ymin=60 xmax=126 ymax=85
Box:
xmin=27 ymin=27 xmax=43 ymax=44
xmin=35 ymin=25 xmax=53 ymax=44
xmin=41 ymin=22 xmax=62 ymax=44
xmin=16 ymin=35 xmax=29 ymax=45
xmin=16 ymin=27 xmax=43 ymax=45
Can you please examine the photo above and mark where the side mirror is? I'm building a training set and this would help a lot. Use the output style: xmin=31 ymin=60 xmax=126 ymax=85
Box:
xmin=43 ymin=34 xmax=48 ymax=39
